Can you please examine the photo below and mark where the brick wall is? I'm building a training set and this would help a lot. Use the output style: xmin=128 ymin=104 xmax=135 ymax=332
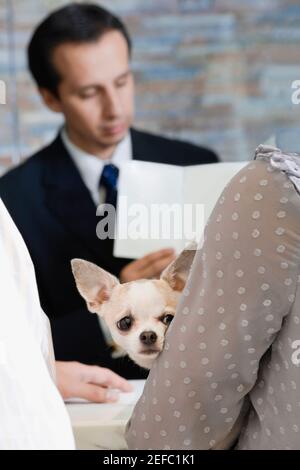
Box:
xmin=1 ymin=0 xmax=300 ymax=174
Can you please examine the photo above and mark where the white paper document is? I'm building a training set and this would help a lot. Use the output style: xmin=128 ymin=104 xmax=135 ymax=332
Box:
xmin=114 ymin=160 xmax=247 ymax=259
xmin=65 ymin=380 xmax=146 ymax=450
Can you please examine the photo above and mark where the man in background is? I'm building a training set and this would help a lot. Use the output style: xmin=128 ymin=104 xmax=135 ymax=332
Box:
xmin=0 ymin=3 xmax=218 ymax=381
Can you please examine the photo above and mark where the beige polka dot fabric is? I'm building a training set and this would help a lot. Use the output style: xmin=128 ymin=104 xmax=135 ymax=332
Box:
xmin=126 ymin=147 xmax=300 ymax=450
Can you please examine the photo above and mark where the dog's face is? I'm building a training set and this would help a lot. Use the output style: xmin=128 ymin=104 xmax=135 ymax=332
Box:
xmin=71 ymin=244 xmax=196 ymax=369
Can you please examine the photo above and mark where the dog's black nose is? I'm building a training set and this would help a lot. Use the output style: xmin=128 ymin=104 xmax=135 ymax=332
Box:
xmin=140 ymin=331 xmax=157 ymax=345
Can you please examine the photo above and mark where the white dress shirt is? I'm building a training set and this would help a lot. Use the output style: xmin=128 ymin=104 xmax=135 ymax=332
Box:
xmin=61 ymin=128 xmax=132 ymax=351
xmin=61 ymin=127 xmax=132 ymax=205
xmin=0 ymin=199 xmax=75 ymax=449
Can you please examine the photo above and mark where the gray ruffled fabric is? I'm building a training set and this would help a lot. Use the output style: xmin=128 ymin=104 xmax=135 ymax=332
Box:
xmin=255 ymin=144 xmax=300 ymax=194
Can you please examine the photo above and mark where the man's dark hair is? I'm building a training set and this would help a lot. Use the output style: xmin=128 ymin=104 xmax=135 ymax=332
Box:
xmin=27 ymin=2 xmax=132 ymax=97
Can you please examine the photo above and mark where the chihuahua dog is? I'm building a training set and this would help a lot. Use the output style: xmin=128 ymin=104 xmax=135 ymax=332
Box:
xmin=71 ymin=244 xmax=197 ymax=369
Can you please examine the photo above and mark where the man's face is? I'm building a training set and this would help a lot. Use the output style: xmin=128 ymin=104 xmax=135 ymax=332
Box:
xmin=43 ymin=30 xmax=134 ymax=155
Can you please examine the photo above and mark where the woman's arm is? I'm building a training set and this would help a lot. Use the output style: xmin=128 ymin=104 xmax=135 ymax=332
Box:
xmin=126 ymin=158 xmax=300 ymax=449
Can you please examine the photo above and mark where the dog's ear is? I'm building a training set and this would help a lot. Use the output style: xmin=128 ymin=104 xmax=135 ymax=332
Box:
xmin=71 ymin=259 xmax=119 ymax=314
xmin=160 ymin=241 xmax=197 ymax=292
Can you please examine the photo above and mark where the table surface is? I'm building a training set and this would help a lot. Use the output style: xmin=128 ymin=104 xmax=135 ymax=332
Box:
xmin=66 ymin=380 xmax=145 ymax=450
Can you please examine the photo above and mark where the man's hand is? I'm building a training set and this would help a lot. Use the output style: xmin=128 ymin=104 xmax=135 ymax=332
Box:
xmin=120 ymin=248 xmax=175 ymax=283
xmin=56 ymin=361 xmax=133 ymax=403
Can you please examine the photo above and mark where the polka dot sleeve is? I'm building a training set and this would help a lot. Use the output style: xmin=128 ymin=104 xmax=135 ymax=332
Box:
xmin=126 ymin=157 xmax=300 ymax=449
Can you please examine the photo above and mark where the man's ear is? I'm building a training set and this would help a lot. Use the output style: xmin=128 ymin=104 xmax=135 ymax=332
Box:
xmin=71 ymin=259 xmax=119 ymax=314
xmin=39 ymin=87 xmax=62 ymax=113
xmin=160 ymin=241 xmax=197 ymax=292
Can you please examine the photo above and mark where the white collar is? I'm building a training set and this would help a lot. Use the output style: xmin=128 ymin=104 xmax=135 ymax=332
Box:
xmin=61 ymin=127 xmax=132 ymax=205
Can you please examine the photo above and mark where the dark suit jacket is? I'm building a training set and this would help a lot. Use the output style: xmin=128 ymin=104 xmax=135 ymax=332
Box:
xmin=0 ymin=128 xmax=218 ymax=378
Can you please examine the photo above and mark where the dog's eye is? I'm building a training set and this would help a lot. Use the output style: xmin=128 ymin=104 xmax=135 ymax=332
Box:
xmin=117 ymin=316 xmax=132 ymax=331
xmin=161 ymin=314 xmax=174 ymax=326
